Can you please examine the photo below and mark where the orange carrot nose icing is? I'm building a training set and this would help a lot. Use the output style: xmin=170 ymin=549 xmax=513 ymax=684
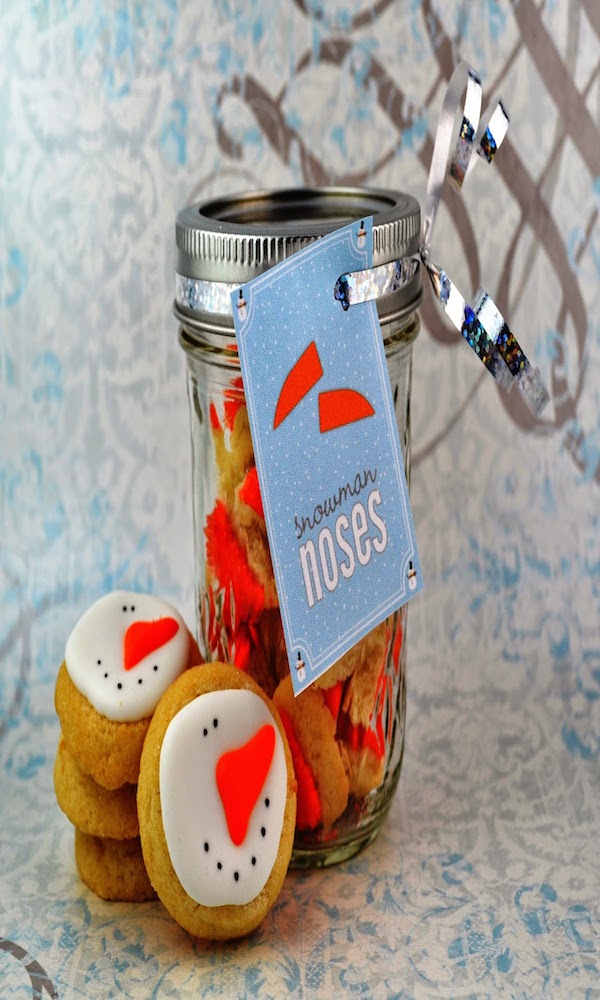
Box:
xmin=216 ymin=724 xmax=276 ymax=846
xmin=123 ymin=617 xmax=180 ymax=671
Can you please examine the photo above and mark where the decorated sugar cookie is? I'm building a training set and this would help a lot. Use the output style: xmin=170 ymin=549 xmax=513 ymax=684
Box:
xmin=138 ymin=663 xmax=296 ymax=940
xmin=55 ymin=590 xmax=199 ymax=789
xmin=65 ymin=590 xmax=191 ymax=723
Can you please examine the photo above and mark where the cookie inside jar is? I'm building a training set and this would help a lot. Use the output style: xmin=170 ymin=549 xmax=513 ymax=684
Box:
xmin=198 ymin=382 xmax=408 ymax=867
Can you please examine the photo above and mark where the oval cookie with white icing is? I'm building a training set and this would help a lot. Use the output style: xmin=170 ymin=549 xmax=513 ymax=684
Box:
xmin=55 ymin=590 xmax=199 ymax=789
xmin=65 ymin=590 xmax=191 ymax=723
xmin=138 ymin=663 xmax=297 ymax=940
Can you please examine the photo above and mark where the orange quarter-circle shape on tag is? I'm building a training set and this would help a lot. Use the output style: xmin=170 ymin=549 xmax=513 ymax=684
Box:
xmin=319 ymin=388 xmax=375 ymax=433
xmin=216 ymin=724 xmax=276 ymax=846
xmin=123 ymin=617 xmax=180 ymax=671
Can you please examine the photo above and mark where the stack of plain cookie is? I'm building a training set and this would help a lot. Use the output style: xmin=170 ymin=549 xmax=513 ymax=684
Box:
xmin=54 ymin=590 xmax=199 ymax=902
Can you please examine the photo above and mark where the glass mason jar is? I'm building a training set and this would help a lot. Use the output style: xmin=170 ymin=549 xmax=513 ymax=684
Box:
xmin=174 ymin=187 xmax=421 ymax=867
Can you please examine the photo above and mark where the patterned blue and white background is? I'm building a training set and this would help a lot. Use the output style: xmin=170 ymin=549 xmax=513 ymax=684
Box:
xmin=1 ymin=1 xmax=599 ymax=996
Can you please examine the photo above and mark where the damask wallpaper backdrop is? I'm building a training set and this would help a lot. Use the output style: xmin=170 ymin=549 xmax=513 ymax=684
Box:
xmin=1 ymin=1 xmax=599 ymax=996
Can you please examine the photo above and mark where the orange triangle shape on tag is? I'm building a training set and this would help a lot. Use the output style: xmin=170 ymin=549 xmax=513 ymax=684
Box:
xmin=216 ymin=724 xmax=276 ymax=846
xmin=123 ymin=617 xmax=179 ymax=671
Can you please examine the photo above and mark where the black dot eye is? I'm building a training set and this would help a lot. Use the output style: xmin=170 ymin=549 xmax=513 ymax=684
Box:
xmin=264 ymin=798 xmax=270 ymax=808
xmin=131 ymin=605 xmax=135 ymax=612
xmin=203 ymin=728 xmax=208 ymax=737
xmin=234 ymin=871 xmax=239 ymax=882
xmin=153 ymin=665 xmax=158 ymax=671
xmin=97 ymin=659 xmax=101 ymax=665
xmin=217 ymin=862 xmax=222 ymax=870
xmin=104 ymin=673 xmax=108 ymax=679
xmin=122 ymin=605 xmax=127 ymax=612
xmin=117 ymin=682 xmax=122 ymax=690
xmin=251 ymin=857 xmax=256 ymax=866
xmin=213 ymin=718 xmax=218 ymax=729
xmin=260 ymin=827 xmax=266 ymax=837
xmin=204 ymin=842 xmax=209 ymax=853
xmin=138 ymin=678 xmax=143 ymax=685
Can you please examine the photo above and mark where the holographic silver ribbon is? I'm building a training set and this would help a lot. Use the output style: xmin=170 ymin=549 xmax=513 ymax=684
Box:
xmin=175 ymin=272 xmax=238 ymax=315
xmin=421 ymin=61 xmax=549 ymax=416
xmin=333 ymin=257 xmax=420 ymax=311
xmin=177 ymin=259 xmax=419 ymax=317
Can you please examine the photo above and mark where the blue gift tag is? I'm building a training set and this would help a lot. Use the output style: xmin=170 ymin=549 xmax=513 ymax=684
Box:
xmin=232 ymin=218 xmax=422 ymax=695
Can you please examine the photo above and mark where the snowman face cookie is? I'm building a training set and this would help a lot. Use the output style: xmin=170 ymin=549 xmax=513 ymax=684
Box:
xmin=159 ymin=688 xmax=288 ymax=907
xmin=65 ymin=590 xmax=190 ymax=722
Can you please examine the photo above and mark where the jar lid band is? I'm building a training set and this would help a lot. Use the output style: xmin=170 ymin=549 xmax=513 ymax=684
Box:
xmin=175 ymin=187 xmax=421 ymax=285
xmin=175 ymin=256 xmax=420 ymax=317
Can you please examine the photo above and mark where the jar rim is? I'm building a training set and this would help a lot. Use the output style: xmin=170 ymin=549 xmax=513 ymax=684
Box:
xmin=186 ymin=186 xmax=415 ymax=235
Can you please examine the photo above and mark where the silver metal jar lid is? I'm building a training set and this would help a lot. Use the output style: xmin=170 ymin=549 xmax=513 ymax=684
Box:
xmin=174 ymin=186 xmax=421 ymax=323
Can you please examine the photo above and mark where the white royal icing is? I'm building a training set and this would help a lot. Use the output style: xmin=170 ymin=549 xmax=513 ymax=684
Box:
xmin=159 ymin=688 xmax=287 ymax=908
xmin=64 ymin=590 xmax=190 ymax=722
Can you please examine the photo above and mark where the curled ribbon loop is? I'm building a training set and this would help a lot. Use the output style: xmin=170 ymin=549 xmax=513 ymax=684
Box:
xmin=334 ymin=258 xmax=420 ymax=312
xmin=421 ymin=61 xmax=549 ymax=416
